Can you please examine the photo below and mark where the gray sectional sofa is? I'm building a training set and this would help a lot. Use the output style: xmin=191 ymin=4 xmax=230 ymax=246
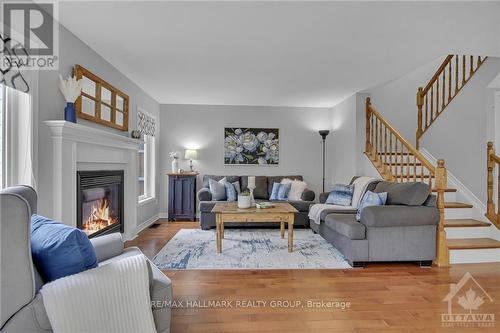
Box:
xmin=311 ymin=180 xmax=439 ymax=267
xmin=198 ymin=175 xmax=315 ymax=230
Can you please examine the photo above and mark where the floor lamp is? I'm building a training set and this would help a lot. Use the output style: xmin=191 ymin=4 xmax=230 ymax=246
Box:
xmin=318 ymin=130 xmax=330 ymax=192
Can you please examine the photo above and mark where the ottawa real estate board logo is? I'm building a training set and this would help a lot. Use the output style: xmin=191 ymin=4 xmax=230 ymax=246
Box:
xmin=1 ymin=1 xmax=59 ymax=71
xmin=442 ymin=272 xmax=495 ymax=328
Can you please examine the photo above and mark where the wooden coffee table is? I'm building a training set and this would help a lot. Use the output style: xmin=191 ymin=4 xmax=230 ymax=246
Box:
xmin=211 ymin=202 xmax=298 ymax=253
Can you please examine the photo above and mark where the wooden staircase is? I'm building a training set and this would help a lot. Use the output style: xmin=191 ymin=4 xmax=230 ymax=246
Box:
xmin=416 ymin=55 xmax=487 ymax=149
xmin=365 ymin=98 xmax=500 ymax=266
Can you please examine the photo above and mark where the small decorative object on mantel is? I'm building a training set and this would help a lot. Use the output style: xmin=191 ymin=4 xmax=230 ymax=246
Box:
xmin=237 ymin=190 xmax=252 ymax=209
xmin=169 ymin=152 xmax=179 ymax=173
xmin=130 ymin=130 xmax=141 ymax=139
xmin=58 ymin=74 xmax=82 ymax=123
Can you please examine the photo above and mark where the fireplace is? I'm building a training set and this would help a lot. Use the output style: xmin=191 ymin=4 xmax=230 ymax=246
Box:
xmin=77 ymin=170 xmax=124 ymax=238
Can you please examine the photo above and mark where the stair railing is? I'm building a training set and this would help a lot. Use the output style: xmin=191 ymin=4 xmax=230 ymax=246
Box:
xmin=486 ymin=142 xmax=500 ymax=229
xmin=416 ymin=55 xmax=487 ymax=149
xmin=366 ymin=97 xmax=449 ymax=266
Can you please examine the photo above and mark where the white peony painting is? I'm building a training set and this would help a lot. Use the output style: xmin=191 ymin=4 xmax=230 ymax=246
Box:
xmin=224 ymin=128 xmax=279 ymax=165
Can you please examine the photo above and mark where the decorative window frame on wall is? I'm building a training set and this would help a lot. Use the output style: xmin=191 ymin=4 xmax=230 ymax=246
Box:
xmin=73 ymin=65 xmax=129 ymax=131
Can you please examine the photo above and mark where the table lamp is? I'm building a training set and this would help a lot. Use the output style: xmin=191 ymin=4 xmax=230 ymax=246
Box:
xmin=184 ymin=149 xmax=198 ymax=172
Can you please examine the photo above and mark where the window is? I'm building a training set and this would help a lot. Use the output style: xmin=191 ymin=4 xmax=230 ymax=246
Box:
xmin=0 ymin=83 xmax=33 ymax=189
xmin=0 ymin=84 xmax=4 ymax=188
xmin=138 ymin=111 xmax=156 ymax=203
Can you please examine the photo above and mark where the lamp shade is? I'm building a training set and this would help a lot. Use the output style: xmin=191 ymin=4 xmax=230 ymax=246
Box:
xmin=184 ymin=149 xmax=198 ymax=160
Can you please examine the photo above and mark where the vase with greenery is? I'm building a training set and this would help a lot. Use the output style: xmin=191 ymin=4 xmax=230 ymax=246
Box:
xmin=238 ymin=190 xmax=252 ymax=209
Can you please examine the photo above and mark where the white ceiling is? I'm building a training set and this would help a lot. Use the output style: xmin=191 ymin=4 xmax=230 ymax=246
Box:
xmin=59 ymin=1 xmax=500 ymax=107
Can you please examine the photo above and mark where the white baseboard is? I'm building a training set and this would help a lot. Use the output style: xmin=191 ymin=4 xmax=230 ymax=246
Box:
xmin=159 ymin=212 xmax=168 ymax=219
xmin=420 ymin=147 xmax=488 ymax=218
xmin=124 ymin=214 xmax=160 ymax=241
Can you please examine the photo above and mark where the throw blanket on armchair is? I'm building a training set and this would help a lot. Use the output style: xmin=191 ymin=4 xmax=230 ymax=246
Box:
xmin=41 ymin=254 xmax=156 ymax=333
xmin=309 ymin=177 xmax=378 ymax=224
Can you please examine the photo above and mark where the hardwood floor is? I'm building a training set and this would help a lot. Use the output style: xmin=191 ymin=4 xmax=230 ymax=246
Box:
xmin=126 ymin=221 xmax=500 ymax=333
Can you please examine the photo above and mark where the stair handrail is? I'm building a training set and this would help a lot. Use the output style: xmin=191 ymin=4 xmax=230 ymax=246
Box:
xmin=366 ymin=97 xmax=449 ymax=266
xmin=416 ymin=55 xmax=487 ymax=149
xmin=486 ymin=142 xmax=500 ymax=229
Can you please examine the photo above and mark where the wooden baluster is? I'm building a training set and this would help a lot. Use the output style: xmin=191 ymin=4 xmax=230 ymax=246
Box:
xmin=436 ymin=77 xmax=440 ymax=116
xmin=416 ymin=87 xmax=423 ymax=149
xmin=430 ymin=85 xmax=434 ymax=121
xmin=442 ymin=70 xmax=446 ymax=110
xmin=448 ymin=60 xmax=452 ymax=103
xmin=497 ymin=166 xmax=500 ymax=225
xmin=462 ymin=55 xmax=466 ymax=86
xmin=478 ymin=56 xmax=482 ymax=66
xmin=413 ymin=155 xmax=417 ymax=182
xmin=420 ymin=164 xmax=424 ymax=182
xmin=406 ymin=146 xmax=410 ymax=182
xmin=375 ymin=118 xmax=379 ymax=156
xmin=365 ymin=98 xmax=371 ymax=153
xmin=470 ymin=55 xmax=474 ymax=76
xmin=384 ymin=126 xmax=387 ymax=166
xmin=399 ymin=142 xmax=403 ymax=182
xmin=389 ymin=133 xmax=393 ymax=177
xmin=379 ymin=119 xmax=382 ymax=157
xmin=455 ymin=55 xmax=459 ymax=94
xmin=425 ymin=94 xmax=428 ymax=129
xmin=487 ymin=142 xmax=495 ymax=220
xmin=434 ymin=159 xmax=449 ymax=267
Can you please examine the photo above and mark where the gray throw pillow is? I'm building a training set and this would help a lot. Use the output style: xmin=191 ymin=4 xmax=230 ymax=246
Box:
xmin=209 ymin=178 xmax=227 ymax=201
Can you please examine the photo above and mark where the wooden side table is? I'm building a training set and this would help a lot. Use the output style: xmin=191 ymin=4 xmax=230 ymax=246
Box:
xmin=167 ymin=172 xmax=198 ymax=221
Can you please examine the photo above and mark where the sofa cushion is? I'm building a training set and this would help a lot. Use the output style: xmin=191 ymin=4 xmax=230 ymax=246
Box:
xmin=241 ymin=176 xmax=268 ymax=199
xmin=199 ymin=201 xmax=216 ymax=213
xmin=202 ymin=175 xmax=240 ymax=189
xmin=209 ymin=178 xmax=227 ymax=201
xmin=31 ymin=214 xmax=98 ymax=282
xmin=374 ymin=181 xmax=430 ymax=206
xmin=319 ymin=206 xmax=357 ymax=221
xmin=324 ymin=214 xmax=366 ymax=240
xmin=267 ymin=176 xmax=303 ymax=197
xmin=326 ymin=184 xmax=354 ymax=206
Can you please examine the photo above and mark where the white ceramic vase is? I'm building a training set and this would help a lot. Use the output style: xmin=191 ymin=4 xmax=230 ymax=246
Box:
xmin=237 ymin=195 xmax=251 ymax=209
xmin=171 ymin=159 xmax=178 ymax=173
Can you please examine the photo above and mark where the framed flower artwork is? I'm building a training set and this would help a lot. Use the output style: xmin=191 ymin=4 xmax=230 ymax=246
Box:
xmin=224 ymin=128 xmax=279 ymax=165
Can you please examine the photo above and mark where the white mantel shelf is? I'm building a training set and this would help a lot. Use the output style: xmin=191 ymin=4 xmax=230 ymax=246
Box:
xmin=45 ymin=120 xmax=141 ymax=240
xmin=45 ymin=120 xmax=142 ymax=150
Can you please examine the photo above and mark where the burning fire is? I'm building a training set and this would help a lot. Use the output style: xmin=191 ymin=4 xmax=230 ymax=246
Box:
xmin=83 ymin=198 xmax=118 ymax=235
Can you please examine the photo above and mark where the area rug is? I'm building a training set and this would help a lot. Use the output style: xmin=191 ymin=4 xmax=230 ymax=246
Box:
xmin=152 ymin=229 xmax=351 ymax=269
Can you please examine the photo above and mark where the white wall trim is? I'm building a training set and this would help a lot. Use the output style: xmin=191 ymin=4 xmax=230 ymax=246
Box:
xmin=158 ymin=212 xmax=169 ymax=219
xmin=130 ymin=213 xmax=160 ymax=241
xmin=420 ymin=147 xmax=487 ymax=213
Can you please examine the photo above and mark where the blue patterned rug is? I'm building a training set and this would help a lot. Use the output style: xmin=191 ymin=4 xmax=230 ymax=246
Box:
xmin=153 ymin=229 xmax=351 ymax=269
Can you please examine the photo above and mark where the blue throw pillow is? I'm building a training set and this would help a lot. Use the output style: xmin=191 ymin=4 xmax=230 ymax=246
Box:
xmin=31 ymin=214 xmax=98 ymax=282
xmin=270 ymin=182 xmax=281 ymax=200
xmin=326 ymin=184 xmax=354 ymax=206
xmin=356 ymin=191 xmax=388 ymax=221
xmin=277 ymin=183 xmax=291 ymax=200
xmin=224 ymin=182 xmax=237 ymax=201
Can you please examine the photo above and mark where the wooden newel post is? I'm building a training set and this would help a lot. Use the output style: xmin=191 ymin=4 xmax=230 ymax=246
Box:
xmin=486 ymin=141 xmax=495 ymax=220
xmin=366 ymin=97 xmax=372 ymax=154
xmin=434 ymin=159 xmax=449 ymax=267
xmin=416 ymin=87 xmax=424 ymax=150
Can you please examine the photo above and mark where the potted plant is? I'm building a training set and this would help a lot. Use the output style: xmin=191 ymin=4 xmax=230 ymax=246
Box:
xmin=58 ymin=74 xmax=82 ymax=123
xmin=238 ymin=190 xmax=252 ymax=209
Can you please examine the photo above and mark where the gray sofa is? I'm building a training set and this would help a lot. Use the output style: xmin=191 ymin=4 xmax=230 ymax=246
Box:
xmin=0 ymin=186 xmax=172 ymax=333
xmin=198 ymin=175 xmax=315 ymax=230
xmin=311 ymin=181 xmax=439 ymax=267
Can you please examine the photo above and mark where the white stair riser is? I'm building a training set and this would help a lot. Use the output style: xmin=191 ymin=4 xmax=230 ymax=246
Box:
xmin=445 ymin=208 xmax=473 ymax=219
xmin=445 ymin=226 xmax=493 ymax=239
xmin=450 ymin=248 xmax=500 ymax=264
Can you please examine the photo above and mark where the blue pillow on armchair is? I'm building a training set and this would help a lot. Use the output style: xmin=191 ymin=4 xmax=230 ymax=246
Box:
xmin=356 ymin=191 xmax=388 ymax=221
xmin=31 ymin=214 xmax=98 ymax=282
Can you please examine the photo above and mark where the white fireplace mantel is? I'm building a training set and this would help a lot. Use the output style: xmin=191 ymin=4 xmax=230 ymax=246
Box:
xmin=45 ymin=120 xmax=142 ymax=240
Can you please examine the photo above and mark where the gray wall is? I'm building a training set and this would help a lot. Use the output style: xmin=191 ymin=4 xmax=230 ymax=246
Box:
xmin=159 ymin=104 xmax=333 ymax=215
xmin=365 ymin=55 xmax=500 ymax=203
xmin=37 ymin=26 xmax=160 ymax=226
xmin=421 ymin=58 xmax=500 ymax=202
